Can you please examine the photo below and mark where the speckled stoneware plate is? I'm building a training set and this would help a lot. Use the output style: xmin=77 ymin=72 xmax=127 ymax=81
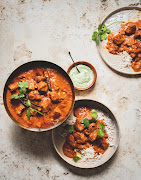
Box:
xmin=98 ymin=6 xmax=141 ymax=75
xmin=52 ymin=99 xmax=120 ymax=168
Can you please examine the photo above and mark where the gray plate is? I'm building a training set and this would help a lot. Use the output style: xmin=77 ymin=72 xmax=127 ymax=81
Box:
xmin=52 ymin=99 xmax=120 ymax=168
xmin=98 ymin=7 xmax=141 ymax=75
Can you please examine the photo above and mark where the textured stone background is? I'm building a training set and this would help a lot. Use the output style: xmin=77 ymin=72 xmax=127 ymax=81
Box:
xmin=0 ymin=0 xmax=141 ymax=180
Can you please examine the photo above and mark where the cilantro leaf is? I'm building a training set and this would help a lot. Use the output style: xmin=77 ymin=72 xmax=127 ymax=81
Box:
xmin=91 ymin=109 xmax=98 ymax=119
xmin=106 ymin=28 xmax=111 ymax=34
xmin=99 ymin=122 xmax=105 ymax=131
xmin=19 ymin=94 xmax=25 ymax=98
xmin=73 ymin=156 xmax=81 ymax=162
xmin=10 ymin=94 xmax=20 ymax=99
xmin=97 ymin=122 xmax=105 ymax=137
xmin=97 ymin=129 xmax=105 ymax=137
xmin=95 ymin=34 xmax=100 ymax=45
xmin=65 ymin=125 xmax=74 ymax=133
xmin=82 ymin=118 xmax=89 ymax=128
xmin=100 ymin=33 xmax=107 ymax=41
xmin=26 ymin=108 xmax=31 ymax=120
xmin=20 ymin=87 xmax=27 ymax=95
xmin=98 ymin=24 xmax=102 ymax=31
xmin=92 ymin=31 xmax=98 ymax=40
xmin=30 ymin=108 xmax=44 ymax=116
xmin=26 ymin=99 xmax=31 ymax=107
xmin=18 ymin=81 xmax=29 ymax=89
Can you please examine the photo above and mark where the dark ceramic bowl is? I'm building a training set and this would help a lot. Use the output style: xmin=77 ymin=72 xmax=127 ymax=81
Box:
xmin=3 ymin=61 xmax=75 ymax=132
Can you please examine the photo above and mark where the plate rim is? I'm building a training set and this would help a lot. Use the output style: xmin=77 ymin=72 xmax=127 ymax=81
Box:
xmin=97 ymin=6 xmax=141 ymax=75
xmin=52 ymin=99 xmax=120 ymax=168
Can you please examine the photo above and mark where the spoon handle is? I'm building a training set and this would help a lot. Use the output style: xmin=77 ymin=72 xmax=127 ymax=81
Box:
xmin=68 ymin=52 xmax=80 ymax=73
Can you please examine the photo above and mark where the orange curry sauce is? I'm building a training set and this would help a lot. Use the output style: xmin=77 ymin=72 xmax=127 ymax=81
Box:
xmin=63 ymin=107 xmax=109 ymax=158
xmin=6 ymin=67 xmax=73 ymax=128
xmin=106 ymin=20 xmax=141 ymax=72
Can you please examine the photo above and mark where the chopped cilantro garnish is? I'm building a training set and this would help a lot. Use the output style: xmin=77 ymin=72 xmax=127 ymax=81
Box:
xmin=73 ymin=156 xmax=81 ymax=162
xmin=81 ymin=118 xmax=89 ymax=128
xmin=91 ymin=109 xmax=98 ymax=119
xmin=65 ymin=125 xmax=74 ymax=133
xmin=97 ymin=122 xmax=105 ymax=137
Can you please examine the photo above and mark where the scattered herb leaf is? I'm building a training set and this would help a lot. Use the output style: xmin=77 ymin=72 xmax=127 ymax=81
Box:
xmin=65 ymin=125 xmax=74 ymax=133
xmin=26 ymin=108 xmax=31 ymax=120
xmin=91 ymin=109 xmax=98 ymax=119
xmin=81 ymin=118 xmax=89 ymax=128
xmin=10 ymin=94 xmax=20 ymax=99
xmin=100 ymin=32 xmax=107 ymax=41
xmin=19 ymin=87 xmax=27 ymax=95
xmin=26 ymin=99 xmax=31 ymax=107
xmin=97 ymin=129 xmax=105 ymax=137
xmin=18 ymin=81 xmax=29 ymax=89
xmin=99 ymin=122 xmax=105 ymax=131
xmin=92 ymin=21 xmax=125 ymax=44
xmin=73 ymin=156 xmax=81 ymax=162
xmin=30 ymin=108 xmax=44 ymax=116
xmin=97 ymin=122 xmax=105 ymax=137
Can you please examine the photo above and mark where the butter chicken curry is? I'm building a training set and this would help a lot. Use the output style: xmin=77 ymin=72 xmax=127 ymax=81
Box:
xmin=106 ymin=20 xmax=141 ymax=72
xmin=6 ymin=67 xmax=73 ymax=129
xmin=63 ymin=107 xmax=109 ymax=159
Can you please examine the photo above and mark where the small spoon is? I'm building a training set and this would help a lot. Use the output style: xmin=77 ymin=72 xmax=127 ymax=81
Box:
xmin=68 ymin=52 xmax=80 ymax=73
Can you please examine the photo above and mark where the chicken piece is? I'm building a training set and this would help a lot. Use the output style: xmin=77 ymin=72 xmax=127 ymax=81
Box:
xmin=83 ymin=129 xmax=90 ymax=136
xmin=134 ymin=31 xmax=141 ymax=39
xmin=100 ymin=138 xmax=109 ymax=150
xmin=15 ymin=104 xmax=25 ymax=116
xmin=113 ymin=34 xmax=124 ymax=45
xmin=18 ymin=73 xmax=26 ymax=79
xmin=8 ymin=82 xmax=18 ymax=91
xmin=89 ymin=130 xmax=97 ymax=142
xmin=28 ymin=90 xmax=42 ymax=101
xmin=67 ymin=134 xmax=77 ymax=148
xmin=40 ymin=97 xmax=51 ymax=113
xmin=49 ymin=91 xmax=60 ymax=103
xmin=88 ymin=123 xmax=96 ymax=132
xmin=73 ymin=132 xmax=88 ymax=144
xmin=27 ymin=79 xmax=37 ymax=90
xmin=131 ymin=60 xmax=141 ymax=72
xmin=77 ymin=142 xmax=91 ymax=150
xmin=125 ymin=22 xmax=136 ymax=35
xmin=37 ymin=81 xmax=48 ymax=92
xmin=53 ymin=107 xmax=61 ymax=119
xmin=30 ymin=109 xmax=37 ymax=116
xmin=63 ymin=143 xmax=76 ymax=158
xmin=74 ymin=121 xmax=84 ymax=132
xmin=35 ymin=76 xmax=45 ymax=83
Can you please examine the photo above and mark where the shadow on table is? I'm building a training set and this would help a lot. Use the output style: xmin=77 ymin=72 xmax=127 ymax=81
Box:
xmin=10 ymin=125 xmax=53 ymax=158
xmin=10 ymin=124 xmax=119 ymax=176
xmin=52 ymin=142 xmax=120 ymax=176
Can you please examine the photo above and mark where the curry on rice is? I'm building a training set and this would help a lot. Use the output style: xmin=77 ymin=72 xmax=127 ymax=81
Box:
xmin=106 ymin=20 xmax=141 ymax=72
xmin=63 ymin=107 xmax=109 ymax=159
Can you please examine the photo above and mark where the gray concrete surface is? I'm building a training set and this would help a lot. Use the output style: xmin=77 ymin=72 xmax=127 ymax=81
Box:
xmin=0 ymin=0 xmax=141 ymax=179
